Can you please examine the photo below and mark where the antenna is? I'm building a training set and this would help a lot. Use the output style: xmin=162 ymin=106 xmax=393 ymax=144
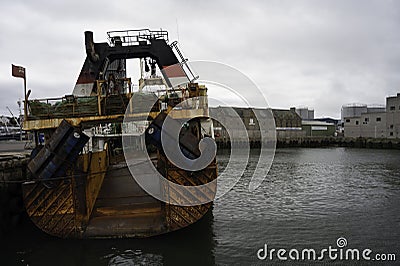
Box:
xmin=176 ymin=18 xmax=180 ymax=42
xmin=6 ymin=106 xmax=20 ymax=127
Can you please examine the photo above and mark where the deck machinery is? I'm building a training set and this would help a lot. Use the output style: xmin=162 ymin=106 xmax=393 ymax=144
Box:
xmin=22 ymin=29 xmax=217 ymax=238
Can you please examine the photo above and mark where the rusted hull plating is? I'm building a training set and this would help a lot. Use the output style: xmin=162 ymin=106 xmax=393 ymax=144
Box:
xmin=22 ymin=150 xmax=217 ymax=238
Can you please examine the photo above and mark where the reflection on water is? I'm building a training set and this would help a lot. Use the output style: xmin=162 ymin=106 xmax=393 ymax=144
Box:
xmin=214 ymin=148 xmax=400 ymax=265
xmin=104 ymin=249 xmax=163 ymax=266
xmin=1 ymin=148 xmax=399 ymax=265
xmin=0 ymin=207 xmax=216 ymax=266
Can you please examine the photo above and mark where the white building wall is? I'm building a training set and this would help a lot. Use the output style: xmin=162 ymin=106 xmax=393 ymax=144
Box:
xmin=341 ymin=104 xmax=367 ymax=122
xmin=344 ymin=93 xmax=400 ymax=139
xmin=360 ymin=112 xmax=386 ymax=138
xmin=386 ymin=93 xmax=400 ymax=139
xmin=295 ymin=107 xmax=314 ymax=120
xmin=308 ymin=110 xmax=314 ymax=120
xmin=344 ymin=117 xmax=361 ymax=137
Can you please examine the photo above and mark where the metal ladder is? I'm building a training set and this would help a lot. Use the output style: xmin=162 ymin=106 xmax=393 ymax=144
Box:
xmin=170 ymin=41 xmax=199 ymax=82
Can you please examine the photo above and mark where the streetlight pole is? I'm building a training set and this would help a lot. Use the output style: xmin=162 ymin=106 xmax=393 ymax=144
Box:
xmin=18 ymin=100 xmax=22 ymax=141
xmin=23 ymin=71 xmax=27 ymax=120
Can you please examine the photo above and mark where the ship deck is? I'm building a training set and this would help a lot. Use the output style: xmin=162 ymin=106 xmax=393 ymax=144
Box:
xmin=84 ymin=162 xmax=165 ymax=238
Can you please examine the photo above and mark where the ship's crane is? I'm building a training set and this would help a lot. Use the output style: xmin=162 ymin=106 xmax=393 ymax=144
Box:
xmin=28 ymin=29 xmax=205 ymax=184
xmin=73 ymin=29 xmax=197 ymax=96
xmin=6 ymin=106 xmax=20 ymax=127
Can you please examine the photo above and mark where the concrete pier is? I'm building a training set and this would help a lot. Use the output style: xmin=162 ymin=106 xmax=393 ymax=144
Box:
xmin=0 ymin=150 xmax=30 ymax=236
xmin=215 ymin=137 xmax=400 ymax=149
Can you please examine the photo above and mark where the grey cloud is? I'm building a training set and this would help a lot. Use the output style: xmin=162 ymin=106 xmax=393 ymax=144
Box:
xmin=1 ymin=0 xmax=400 ymax=118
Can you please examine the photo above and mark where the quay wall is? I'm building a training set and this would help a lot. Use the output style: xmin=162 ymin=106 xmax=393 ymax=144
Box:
xmin=0 ymin=155 xmax=29 ymax=236
xmin=216 ymin=137 xmax=400 ymax=149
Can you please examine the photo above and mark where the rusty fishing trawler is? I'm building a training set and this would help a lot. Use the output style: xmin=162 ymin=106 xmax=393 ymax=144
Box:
xmin=21 ymin=29 xmax=217 ymax=238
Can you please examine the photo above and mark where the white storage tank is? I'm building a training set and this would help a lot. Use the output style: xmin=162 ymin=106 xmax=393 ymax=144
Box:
xmin=366 ymin=104 xmax=386 ymax=113
xmin=341 ymin=103 xmax=367 ymax=121
xmin=295 ymin=107 xmax=314 ymax=120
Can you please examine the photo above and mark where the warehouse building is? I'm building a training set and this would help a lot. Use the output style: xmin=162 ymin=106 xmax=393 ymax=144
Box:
xmin=302 ymin=120 xmax=336 ymax=137
xmin=343 ymin=93 xmax=400 ymax=138
xmin=210 ymin=106 xmax=305 ymax=143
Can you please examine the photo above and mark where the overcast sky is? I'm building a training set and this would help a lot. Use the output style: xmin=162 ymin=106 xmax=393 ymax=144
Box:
xmin=1 ymin=0 xmax=400 ymax=118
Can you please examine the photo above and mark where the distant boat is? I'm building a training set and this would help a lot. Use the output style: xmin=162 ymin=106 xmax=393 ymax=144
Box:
xmin=0 ymin=126 xmax=24 ymax=141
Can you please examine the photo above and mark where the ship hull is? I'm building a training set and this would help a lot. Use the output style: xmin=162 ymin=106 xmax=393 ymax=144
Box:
xmin=22 ymin=150 xmax=217 ymax=238
xmin=20 ymin=29 xmax=217 ymax=239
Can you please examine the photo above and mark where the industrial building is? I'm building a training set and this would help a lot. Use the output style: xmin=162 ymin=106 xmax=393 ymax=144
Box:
xmin=302 ymin=120 xmax=336 ymax=137
xmin=343 ymin=93 xmax=400 ymax=139
xmin=210 ymin=106 xmax=304 ymax=143
xmin=341 ymin=103 xmax=368 ymax=122
xmin=293 ymin=107 xmax=314 ymax=120
xmin=273 ymin=108 xmax=304 ymax=139
xmin=386 ymin=93 xmax=400 ymax=138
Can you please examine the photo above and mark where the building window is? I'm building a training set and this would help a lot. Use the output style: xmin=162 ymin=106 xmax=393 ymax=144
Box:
xmin=364 ymin=117 xmax=369 ymax=122
xmin=345 ymin=119 xmax=350 ymax=123
xmin=355 ymin=120 xmax=359 ymax=125
xmin=376 ymin=117 xmax=381 ymax=122
xmin=390 ymin=106 xmax=395 ymax=111
xmin=390 ymin=124 xmax=394 ymax=129
xmin=390 ymin=132 xmax=394 ymax=136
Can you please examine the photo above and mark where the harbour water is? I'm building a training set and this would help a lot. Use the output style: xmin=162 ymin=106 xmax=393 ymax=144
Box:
xmin=1 ymin=148 xmax=399 ymax=265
